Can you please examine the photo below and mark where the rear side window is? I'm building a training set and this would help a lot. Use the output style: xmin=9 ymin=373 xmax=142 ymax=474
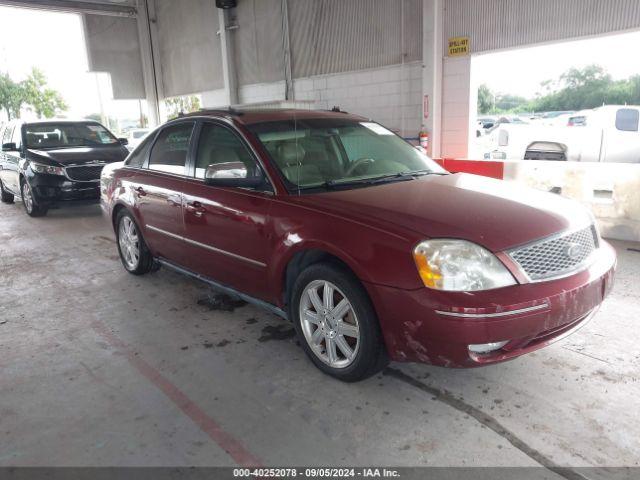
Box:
xmin=126 ymin=133 xmax=154 ymax=168
xmin=148 ymin=122 xmax=194 ymax=175
xmin=615 ymin=109 xmax=639 ymax=132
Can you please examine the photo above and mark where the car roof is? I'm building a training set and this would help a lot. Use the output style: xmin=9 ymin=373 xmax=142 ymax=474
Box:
xmin=22 ymin=119 xmax=102 ymax=126
xmin=180 ymin=108 xmax=368 ymax=125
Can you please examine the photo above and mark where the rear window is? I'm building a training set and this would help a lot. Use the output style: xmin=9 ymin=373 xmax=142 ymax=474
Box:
xmin=615 ymin=109 xmax=639 ymax=132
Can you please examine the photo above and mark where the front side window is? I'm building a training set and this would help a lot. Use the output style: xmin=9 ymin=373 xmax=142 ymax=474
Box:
xmin=24 ymin=122 xmax=119 ymax=149
xmin=148 ymin=122 xmax=194 ymax=175
xmin=194 ymin=123 xmax=261 ymax=180
xmin=615 ymin=108 xmax=639 ymax=132
xmin=248 ymin=118 xmax=445 ymax=191
xmin=12 ymin=124 xmax=22 ymax=149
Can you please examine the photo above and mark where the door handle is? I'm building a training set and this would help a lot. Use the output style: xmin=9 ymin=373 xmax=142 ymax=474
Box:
xmin=186 ymin=201 xmax=206 ymax=217
xmin=135 ymin=186 xmax=147 ymax=197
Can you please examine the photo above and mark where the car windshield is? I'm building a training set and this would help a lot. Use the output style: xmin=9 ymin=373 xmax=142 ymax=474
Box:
xmin=25 ymin=122 xmax=119 ymax=149
xmin=248 ymin=118 xmax=446 ymax=191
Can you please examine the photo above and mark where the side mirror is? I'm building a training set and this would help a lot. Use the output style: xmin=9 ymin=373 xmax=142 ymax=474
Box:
xmin=118 ymin=138 xmax=129 ymax=146
xmin=2 ymin=142 xmax=17 ymax=152
xmin=204 ymin=162 xmax=264 ymax=188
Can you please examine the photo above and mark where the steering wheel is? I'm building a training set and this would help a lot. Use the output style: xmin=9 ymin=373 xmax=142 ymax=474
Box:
xmin=345 ymin=158 xmax=375 ymax=177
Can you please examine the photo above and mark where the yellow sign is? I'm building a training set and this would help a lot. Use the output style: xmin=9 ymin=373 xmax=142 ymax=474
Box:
xmin=448 ymin=36 xmax=470 ymax=57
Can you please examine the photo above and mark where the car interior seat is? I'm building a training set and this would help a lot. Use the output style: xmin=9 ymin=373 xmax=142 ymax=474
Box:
xmin=275 ymin=142 xmax=324 ymax=185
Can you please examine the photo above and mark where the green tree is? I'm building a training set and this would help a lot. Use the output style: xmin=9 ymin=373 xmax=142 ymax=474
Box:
xmin=0 ymin=68 xmax=67 ymax=120
xmin=0 ymin=73 xmax=24 ymax=120
xmin=21 ymin=68 xmax=67 ymax=119
xmin=165 ymin=95 xmax=201 ymax=119
xmin=477 ymin=84 xmax=494 ymax=114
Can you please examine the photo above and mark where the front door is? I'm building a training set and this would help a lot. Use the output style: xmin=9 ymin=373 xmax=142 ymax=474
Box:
xmin=133 ymin=121 xmax=195 ymax=266
xmin=181 ymin=121 xmax=273 ymax=300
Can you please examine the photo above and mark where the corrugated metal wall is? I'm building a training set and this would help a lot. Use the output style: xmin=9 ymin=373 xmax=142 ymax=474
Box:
xmin=287 ymin=0 xmax=422 ymax=79
xmin=153 ymin=0 xmax=224 ymax=97
xmin=444 ymin=0 xmax=640 ymax=54
xmin=83 ymin=14 xmax=145 ymax=99
xmin=234 ymin=0 xmax=286 ymax=86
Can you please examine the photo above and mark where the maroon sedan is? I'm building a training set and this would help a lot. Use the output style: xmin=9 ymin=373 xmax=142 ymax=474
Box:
xmin=100 ymin=109 xmax=616 ymax=381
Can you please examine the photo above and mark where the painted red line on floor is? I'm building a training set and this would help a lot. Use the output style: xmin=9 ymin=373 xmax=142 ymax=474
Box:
xmin=91 ymin=320 xmax=262 ymax=467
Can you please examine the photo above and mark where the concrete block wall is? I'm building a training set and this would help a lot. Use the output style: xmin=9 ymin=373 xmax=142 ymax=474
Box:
xmin=202 ymin=62 xmax=423 ymax=138
xmin=440 ymin=55 xmax=473 ymax=158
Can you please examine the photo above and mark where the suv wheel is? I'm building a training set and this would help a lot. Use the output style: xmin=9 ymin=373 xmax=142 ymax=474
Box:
xmin=116 ymin=210 xmax=155 ymax=275
xmin=290 ymin=263 xmax=387 ymax=382
xmin=21 ymin=179 xmax=47 ymax=217
xmin=0 ymin=179 xmax=14 ymax=203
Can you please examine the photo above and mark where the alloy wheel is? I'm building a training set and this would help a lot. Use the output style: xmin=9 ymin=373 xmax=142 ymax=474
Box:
xmin=119 ymin=216 xmax=140 ymax=270
xmin=22 ymin=181 xmax=33 ymax=214
xmin=299 ymin=280 xmax=360 ymax=369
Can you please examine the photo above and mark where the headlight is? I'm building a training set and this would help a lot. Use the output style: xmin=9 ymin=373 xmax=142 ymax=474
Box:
xmin=31 ymin=162 xmax=65 ymax=176
xmin=413 ymin=239 xmax=516 ymax=291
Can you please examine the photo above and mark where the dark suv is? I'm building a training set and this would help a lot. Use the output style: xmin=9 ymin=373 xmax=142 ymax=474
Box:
xmin=0 ymin=120 xmax=129 ymax=216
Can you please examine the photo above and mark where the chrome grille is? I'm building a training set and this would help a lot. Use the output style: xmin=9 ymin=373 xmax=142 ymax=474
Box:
xmin=65 ymin=165 xmax=105 ymax=182
xmin=509 ymin=225 xmax=598 ymax=281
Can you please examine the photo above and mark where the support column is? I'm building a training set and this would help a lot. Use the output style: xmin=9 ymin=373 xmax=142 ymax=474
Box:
xmin=422 ymin=0 xmax=443 ymax=158
xmin=218 ymin=8 xmax=238 ymax=106
xmin=136 ymin=0 xmax=162 ymax=126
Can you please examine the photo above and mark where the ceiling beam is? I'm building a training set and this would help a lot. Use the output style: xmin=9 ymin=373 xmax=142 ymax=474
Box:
xmin=0 ymin=0 xmax=136 ymax=17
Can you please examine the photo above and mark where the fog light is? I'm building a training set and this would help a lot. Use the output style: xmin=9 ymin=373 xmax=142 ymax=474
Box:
xmin=468 ymin=341 xmax=508 ymax=354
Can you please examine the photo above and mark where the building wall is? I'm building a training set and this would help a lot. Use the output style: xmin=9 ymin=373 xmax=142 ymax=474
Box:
xmin=203 ymin=62 xmax=423 ymax=138
xmin=443 ymin=0 xmax=640 ymax=54
xmin=82 ymin=14 xmax=145 ymax=99
xmin=440 ymin=55 xmax=472 ymax=158
xmin=152 ymin=0 xmax=224 ymax=97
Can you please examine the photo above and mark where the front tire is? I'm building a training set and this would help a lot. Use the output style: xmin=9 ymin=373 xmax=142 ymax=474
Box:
xmin=290 ymin=263 xmax=387 ymax=382
xmin=21 ymin=179 xmax=47 ymax=217
xmin=115 ymin=210 xmax=155 ymax=275
xmin=0 ymin=179 xmax=14 ymax=203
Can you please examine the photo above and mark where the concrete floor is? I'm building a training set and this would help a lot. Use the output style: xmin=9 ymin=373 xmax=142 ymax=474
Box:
xmin=1 ymin=200 xmax=639 ymax=471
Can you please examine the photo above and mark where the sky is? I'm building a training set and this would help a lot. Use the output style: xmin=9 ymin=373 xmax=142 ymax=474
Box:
xmin=473 ymin=30 xmax=640 ymax=98
xmin=0 ymin=5 xmax=141 ymax=124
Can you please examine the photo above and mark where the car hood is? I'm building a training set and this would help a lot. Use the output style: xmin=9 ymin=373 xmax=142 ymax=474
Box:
xmin=26 ymin=145 xmax=129 ymax=166
xmin=291 ymin=173 xmax=592 ymax=252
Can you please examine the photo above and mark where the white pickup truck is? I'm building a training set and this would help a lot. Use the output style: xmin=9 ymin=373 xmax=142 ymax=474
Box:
xmin=481 ymin=105 xmax=640 ymax=163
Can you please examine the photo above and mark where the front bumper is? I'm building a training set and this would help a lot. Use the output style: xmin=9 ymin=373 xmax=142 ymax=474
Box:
xmin=28 ymin=173 xmax=100 ymax=204
xmin=365 ymin=240 xmax=617 ymax=367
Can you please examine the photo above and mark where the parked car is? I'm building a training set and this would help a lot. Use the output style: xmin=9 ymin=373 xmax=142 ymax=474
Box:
xmin=482 ymin=106 xmax=640 ymax=162
xmin=101 ymin=109 xmax=616 ymax=382
xmin=0 ymin=119 xmax=130 ymax=216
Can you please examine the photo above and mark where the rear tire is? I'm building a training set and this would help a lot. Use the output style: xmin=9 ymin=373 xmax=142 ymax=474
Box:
xmin=115 ymin=209 xmax=155 ymax=275
xmin=0 ymin=179 xmax=14 ymax=203
xmin=21 ymin=179 xmax=47 ymax=217
xmin=290 ymin=263 xmax=388 ymax=382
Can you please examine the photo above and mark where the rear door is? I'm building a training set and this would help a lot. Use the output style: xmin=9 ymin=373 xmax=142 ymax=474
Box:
xmin=181 ymin=120 xmax=273 ymax=300
xmin=131 ymin=121 xmax=195 ymax=266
